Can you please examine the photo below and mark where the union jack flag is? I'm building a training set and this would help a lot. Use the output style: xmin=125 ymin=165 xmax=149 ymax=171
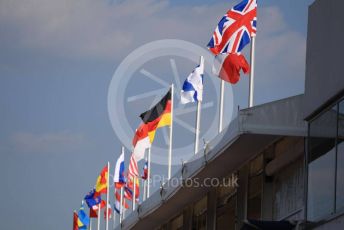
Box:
xmin=207 ymin=0 xmax=257 ymax=55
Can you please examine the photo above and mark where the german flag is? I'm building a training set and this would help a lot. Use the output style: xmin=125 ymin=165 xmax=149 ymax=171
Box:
xmin=139 ymin=89 xmax=171 ymax=143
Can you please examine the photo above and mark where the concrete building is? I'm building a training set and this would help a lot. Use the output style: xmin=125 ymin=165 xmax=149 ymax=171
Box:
xmin=116 ymin=0 xmax=344 ymax=229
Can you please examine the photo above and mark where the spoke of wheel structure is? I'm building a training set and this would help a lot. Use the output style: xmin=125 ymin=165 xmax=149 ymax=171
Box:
xmin=140 ymin=69 xmax=170 ymax=88
xmin=127 ymin=88 xmax=167 ymax=102
xmin=161 ymin=127 xmax=170 ymax=146
xmin=174 ymin=117 xmax=196 ymax=133
xmin=174 ymin=102 xmax=214 ymax=116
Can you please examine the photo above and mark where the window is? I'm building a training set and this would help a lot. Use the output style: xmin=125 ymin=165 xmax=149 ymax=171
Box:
xmin=247 ymin=155 xmax=263 ymax=220
xmin=273 ymin=158 xmax=304 ymax=220
xmin=192 ymin=196 xmax=207 ymax=230
xmin=170 ymin=214 xmax=183 ymax=230
xmin=336 ymin=100 xmax=344 ymax=211
xmin=216 ymin=175 xmax=236 ymax=230
xmin=307 ymin=104 xmax=338 ymax=221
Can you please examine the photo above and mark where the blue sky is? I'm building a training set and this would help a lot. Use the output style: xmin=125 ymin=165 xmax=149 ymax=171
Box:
xmin=0 ymin=0 xmax=314 ymax=229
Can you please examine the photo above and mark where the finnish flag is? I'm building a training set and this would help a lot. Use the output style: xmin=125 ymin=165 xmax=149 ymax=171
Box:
xmin=181 ymin=57 xmax=204 ymax=104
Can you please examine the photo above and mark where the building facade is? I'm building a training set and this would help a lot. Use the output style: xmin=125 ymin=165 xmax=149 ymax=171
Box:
xmin=116 ymin=0 xmax=344 ymax=229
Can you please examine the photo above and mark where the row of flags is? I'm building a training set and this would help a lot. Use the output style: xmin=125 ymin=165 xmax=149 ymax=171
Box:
xmin=209 ymin=0 xmax=257 ymax=84
xmin=73 ymin=0 xmax=257 ymax=229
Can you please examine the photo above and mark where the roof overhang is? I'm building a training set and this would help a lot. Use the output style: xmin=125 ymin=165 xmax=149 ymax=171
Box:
xmin=119 ymin=95 xmax=307 ymax=230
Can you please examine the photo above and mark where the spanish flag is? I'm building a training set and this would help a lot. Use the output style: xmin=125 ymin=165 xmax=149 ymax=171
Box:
xmin=95 ymin=165 xmax=108 ymax=195
xmin=139 ymin=89 xmax=171 ymax=143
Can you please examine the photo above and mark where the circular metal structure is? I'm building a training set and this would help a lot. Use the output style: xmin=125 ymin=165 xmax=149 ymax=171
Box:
xmin=108 ymin=39 xmax=234 ymax=165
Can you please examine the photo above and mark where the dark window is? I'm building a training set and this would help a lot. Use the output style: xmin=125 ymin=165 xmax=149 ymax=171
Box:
xmin=192 ymin=196 xmax=207 ymax=230
xmin=216 ymin=176 xmax=236 ymax=230
xmin=336 ymin=100 xmax=344 ymax=211
xmin=273 ymin=158 xmax=304 ymax=220
xmin=247 ymin=155 xmax=263 ymax=220
xmin=307 ymin=106 xmax=337 ymax=221
xmin=216 ymin=195 xmax=236 ymax=230
xmin=170 ymin=214 xmax=183 ymax=230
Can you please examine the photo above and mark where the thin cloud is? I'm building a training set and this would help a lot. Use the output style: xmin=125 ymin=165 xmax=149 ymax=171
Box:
xmin=7 ymin=131 xmax=86 ymax=154
xmin=0 ymin=0 xmax=306 ymax=102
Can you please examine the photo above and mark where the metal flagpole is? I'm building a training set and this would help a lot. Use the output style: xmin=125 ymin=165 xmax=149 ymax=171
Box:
xmin=248 ymin=36 xmax=256 ymax=108
xmin=143 ymin=152 xmax=147 ymax=201
xmin=147 ymin=147 xmax=151 ymax=198
xmin=89 ymin=219 xmax=92 ymax=230
xmin=106 ymin=161 xmax=110 ymax=230
xmin=112 ymin=206 xmax=117 ymax=229
xmin=194 ymin=101 xmax=201 ymax=154
xmin=120 ymin=186 xmax=124 ymax=224
xmin=132 ymin=176 xmax=136 ymax=211
xmin=168 ymin=84 xmax=174 ymax=179
xmin=194 ymin=56 xmax=204 ymax=154
xmin=143 ymin=175 xmax=146 ymax=201
xmin=97 ymin=203 xmax=100 ymax=230
xmin=218 ymin=79 xmax=225 ymax=133
xmin=123 ymin=197 xmax=126 ymax=220
xmin=119 ymin=146 xmax=125 ymax=224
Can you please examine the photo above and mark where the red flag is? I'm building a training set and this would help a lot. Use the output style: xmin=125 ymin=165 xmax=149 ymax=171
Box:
xmin=103 ymin=203 xmax=112 ymax=220
xmin=213 ymin=53 xmax=250 ymax=84
xmin=73 ymin=212 xmax=78 ymax=230
xmin=89 ymin=208 xmax=98 ymax=218
xmin=91 ymin=200 xmax=106 ymax=212
xmin=115 ymin=190 xmax=129 ymax=210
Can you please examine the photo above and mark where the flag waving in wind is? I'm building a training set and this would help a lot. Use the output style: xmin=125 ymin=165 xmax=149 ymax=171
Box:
xmin=73 ymin=211 xmax=78 ymax=230
xmin=113 ymin=151 xmax=125 ymax=189
xmin=84 ymin=189 xmax=101 ymax=209
xmin=95 ymin=165 xmax=108 ymax=195
xmin=181 ymin=60 xmax=204 ymax=104
xmin=141 ymin=160 xmax=148 ymax=180
xmin=132 ymin=123 xmax=151 ymax=162
xmin=207 ymin=0 xmax=257 ymax=55
xmin=77 ymin=203 xmax=90 ymax=229
xmin=114 ymin=190 xmax=129 ymax=214
xmin=213 ymin=53 xmax=250 ymax=84
xmin=139 ymin=89 xmax=171 ymax=144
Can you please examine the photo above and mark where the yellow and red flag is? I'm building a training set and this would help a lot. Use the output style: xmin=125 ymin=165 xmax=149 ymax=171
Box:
xmin=95 ymin=165 xmax=108 ymax=195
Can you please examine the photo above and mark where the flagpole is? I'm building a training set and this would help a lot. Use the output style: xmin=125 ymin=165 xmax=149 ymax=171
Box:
xmin=97 ymin=203 xmax=100 ymax=230
xmin=248 ymin=36 xmax=256 ymax=108
xmin=143 ymin=151 xmax=147 ymax=201
xmin=143 ymin=176 xmax=146 ymax=202
xmin=120 ymin=186 xmax=124 ymax=224
xmin=106 ymin=161 xmax=110 ymax=230
xmin=219 ymin=79 xmax=225 ymax=133
xmin=132 ymin=176 xmax=136 ymax=211
xmin=168 ymin=84 xmax=174 ymax=179
xmin=147 ymin=147 xmax=151 ymax=198
xmin=122 ymin=196 xmax=126 ymax=221
xmin=194 ymin=56 xmax=204 ymax=154
xmin=113 ymin=200 xmax=116 ymax=230
xmin=119 ymin=146 xmax=125 ymax=224
xmin=89 ymin=219 xmax=92 ymax=230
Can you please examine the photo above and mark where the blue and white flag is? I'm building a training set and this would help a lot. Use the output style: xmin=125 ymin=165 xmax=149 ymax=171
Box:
xmin=113 ymin=151 xmax=125 ymax=188
xmin=181 ymin=58 xmax=204 ymax=104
